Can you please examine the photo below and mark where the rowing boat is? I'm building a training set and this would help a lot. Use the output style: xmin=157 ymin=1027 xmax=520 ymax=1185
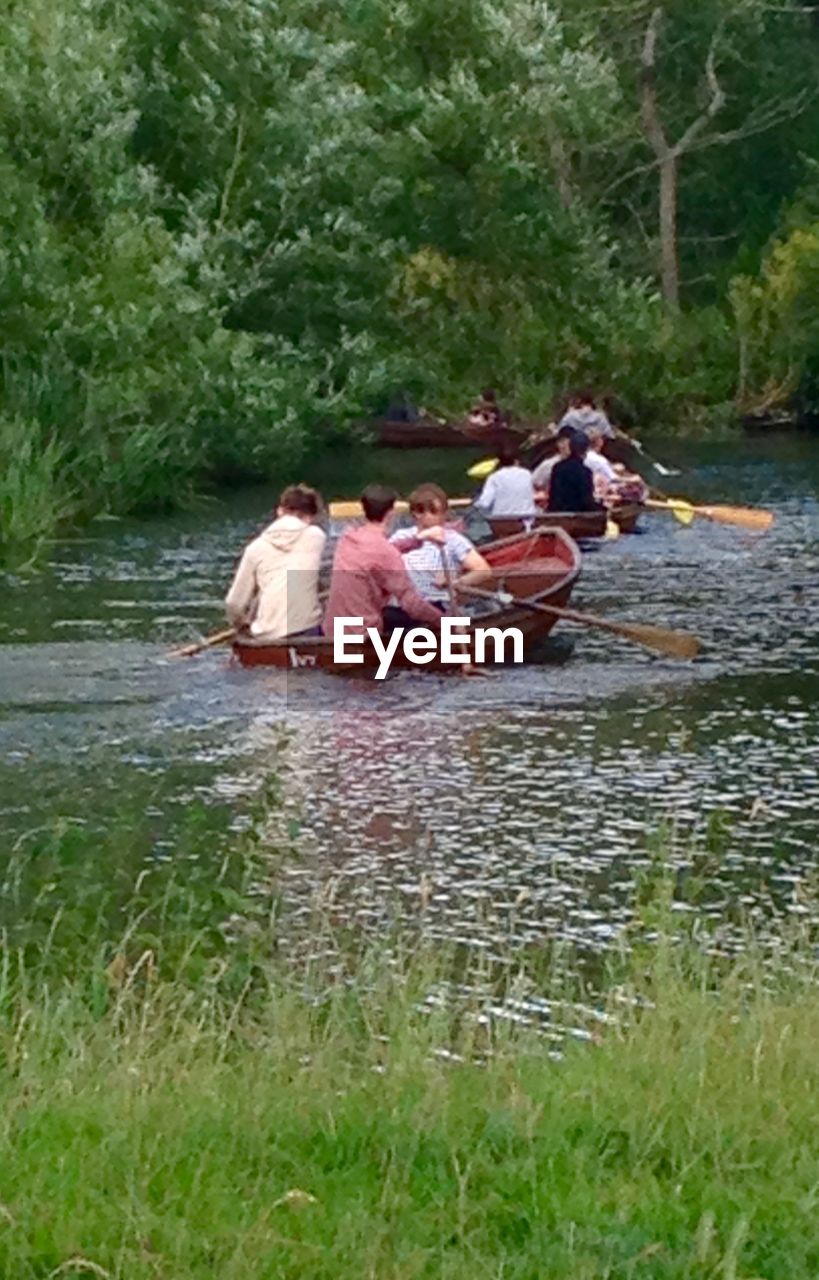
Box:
xmin=486 ymin=503 xmax=644 ymax=541
xmin=609 ymin=502 xmax=644 ymax=534
xmin=486 ymin=510 xmax=607 ymax=540
xmin=374 ymin=417 xmax=529 ymax=449
xmin=232 ymin=527 xmax=582 ymax=671
xmin=375 ymin=417 xmax=477 ymax=448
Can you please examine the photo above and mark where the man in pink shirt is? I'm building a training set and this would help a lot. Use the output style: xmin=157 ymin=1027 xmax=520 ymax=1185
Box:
xmin=323 ymin=484 xmax=446 ymax=639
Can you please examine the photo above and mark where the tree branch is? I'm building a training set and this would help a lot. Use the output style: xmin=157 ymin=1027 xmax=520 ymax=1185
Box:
xmin=671 ymin=27 xmax=727 ymax=158
xmin=639 ymin=6 xmax=669 ymax=160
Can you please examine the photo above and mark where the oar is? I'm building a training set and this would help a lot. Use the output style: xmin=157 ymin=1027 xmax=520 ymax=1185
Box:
xmin=329 ymin=497 xmax=472 ymax=520
xmin=460 ymin=586 xmax=700 ymax=660
xmin=467 ymin=457 xmax=498 ymax=480
xmin=613 ymin=427 xmax=681 ymax=478
xmin=168 ymin=627 xmax=236 ymax=659
xmin=645 ymin=498 xmax=774 ymax=533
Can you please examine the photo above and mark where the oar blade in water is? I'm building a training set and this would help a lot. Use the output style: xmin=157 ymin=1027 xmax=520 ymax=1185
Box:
xmin=668 ymin=499 xmax=696 ymax=526
xmin=699 ymin=504 xmax=775 ymax=532
xmin=612 ymin=620 xmax=700 ymax=660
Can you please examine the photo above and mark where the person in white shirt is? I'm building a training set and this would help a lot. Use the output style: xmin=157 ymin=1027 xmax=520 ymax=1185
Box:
xmin=389 ymin=483 xmax=491 ymax=608
xmin=585 ymin=428 xmax=619 ymax=499
xmin=474 ymin=439 xmax=537 ymax=518
xmin=586 ymin=427 xmax=649 ymax=505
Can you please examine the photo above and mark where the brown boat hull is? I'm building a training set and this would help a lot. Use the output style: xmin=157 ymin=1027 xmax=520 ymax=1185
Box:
xmin=374 ymin=417 xmax=528 ymax=450
xmin=375 ymin=418 xmax=476 ymax=448
xmin=610 ymin=502 xmax=644 ymax=534
xmin=233 ymin=528 xmax=581 ymax=672
xmin=486 ymin=503 xmax=643 ymax=541
xmin=488 ymin=511 xmax=607 ymax=540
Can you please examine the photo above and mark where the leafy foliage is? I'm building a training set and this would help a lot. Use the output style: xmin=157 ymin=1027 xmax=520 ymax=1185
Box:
xmin=1 ymin=0 xmax=819 ymax=557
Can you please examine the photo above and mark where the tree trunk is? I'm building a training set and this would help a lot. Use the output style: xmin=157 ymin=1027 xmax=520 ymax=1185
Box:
xmin=658 ymin=153 xmax=679 ymax=308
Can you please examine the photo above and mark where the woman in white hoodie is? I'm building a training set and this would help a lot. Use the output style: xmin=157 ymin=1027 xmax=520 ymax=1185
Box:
xmin=226 ymin=485 xmax=327 ymax=641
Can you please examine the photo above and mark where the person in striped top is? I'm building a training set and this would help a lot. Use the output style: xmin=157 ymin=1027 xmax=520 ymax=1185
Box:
xmin=389 ymin=483 xmax=492 ymax=611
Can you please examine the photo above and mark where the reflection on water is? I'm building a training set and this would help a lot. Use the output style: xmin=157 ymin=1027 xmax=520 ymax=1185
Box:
xmin=1 ymin=436 xmax=818 ymax=1004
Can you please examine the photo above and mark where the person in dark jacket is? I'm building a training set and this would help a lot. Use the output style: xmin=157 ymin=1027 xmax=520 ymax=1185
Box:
xmin=547 ymin=431 xmax=603 ymax=513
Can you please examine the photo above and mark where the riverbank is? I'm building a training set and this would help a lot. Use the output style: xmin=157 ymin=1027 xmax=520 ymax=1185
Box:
xmin=0 ymin=407 xmax=751 ymax=569
xmin=2 ymin=911 xmax=818 ymax=1277
xmin=2 ymin=799 xmax=819 ymax=1277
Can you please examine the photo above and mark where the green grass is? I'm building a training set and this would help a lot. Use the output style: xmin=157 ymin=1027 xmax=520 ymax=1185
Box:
xmin=1 ymin=811 xmax=818 ymax=1277
xmin=0 ymin=937 xmax=817 ymax=1278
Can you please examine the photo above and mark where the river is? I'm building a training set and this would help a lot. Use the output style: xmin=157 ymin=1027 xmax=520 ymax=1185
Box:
xmin=1 ymin=435 xmax=818 ymax=983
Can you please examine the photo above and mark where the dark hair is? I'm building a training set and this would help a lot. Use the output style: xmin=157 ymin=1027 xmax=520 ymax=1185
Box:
xmin=361 ymin=483 xmax=397 ymax=522
xmin=556 ymin=424 xmax=575 ymax=440
xmin=408 ymin=482 xmax=448 ymax=514
xmin=481 ymin=387 xmax=497 ymax=403
xmin=496 ymin=438 xmax=520 ymax=467
xmin=577 ymin=388 xmax=596 ymax=408
xmin=279 ymin=483 xmax=321 ymax=517
xmin=569 ymin=432 xmax=589 ymax=460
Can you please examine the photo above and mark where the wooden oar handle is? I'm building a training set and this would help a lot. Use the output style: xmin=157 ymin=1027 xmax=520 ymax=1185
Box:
xmin=168 ymin=627 xmax=236 ymax=659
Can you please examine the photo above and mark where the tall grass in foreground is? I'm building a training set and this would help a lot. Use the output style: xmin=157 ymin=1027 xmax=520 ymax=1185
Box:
xmin=1 ymin=941 xmax=819 ymax=1278
xmin=2 ymin=806 xmax=819 ymax=1277
xmin=2 ymin=822 xmax=819 ymax=1277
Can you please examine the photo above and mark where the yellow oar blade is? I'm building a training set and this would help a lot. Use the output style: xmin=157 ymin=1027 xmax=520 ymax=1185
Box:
xmin=329 ymin=498 xmax=472 ymax=520
xmin=698 ymin=505 xmax=775 ymax=532
xmin=467 ymin=457 xmax=497 ymax=480
xmin=647 ymin=496 xmax=773 ymax=532
xmin=668 ymin=499 xmax=695 ymax=527
xmin=611 ymin=620 xmax=700 ymax=661
xmin=605 ymin=519 xmax=621 ymax=540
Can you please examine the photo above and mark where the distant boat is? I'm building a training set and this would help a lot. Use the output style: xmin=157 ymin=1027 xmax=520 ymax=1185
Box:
xmin=373 ymin=416 xmax=530 ymax=449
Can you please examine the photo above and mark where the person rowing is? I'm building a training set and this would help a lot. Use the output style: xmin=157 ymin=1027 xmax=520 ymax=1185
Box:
xmin=474 ymin=438 xmax=537 ymax=518
xmin=547 ymin=431 xmax=603 ymax=514
xmin=468 ymin=387 xmax=507 ymax=432
xmin=584 ymin=427 xmax=619 ymax=498
xmin=558 ymin=389 xmax=614 ymax=441
xmin=586 ymin=427 xmax=649 ymax=506
xmin=225 ymin=484 xmax=327 ymax=642
xmin=323 ymin=484 xmax=445 ymax=642
xmin=389 ymin=483 xmax=492 ymax=610
xmin=531 ymin=423 xmax=573 ymax=500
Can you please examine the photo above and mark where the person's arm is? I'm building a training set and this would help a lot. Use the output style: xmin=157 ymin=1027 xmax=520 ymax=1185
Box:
xmin=531 ymin=456 xmax=554 ymax=490
xmin=390 ymin=527 xmax=446 ymax=554
xmin=473 ymin=474 xmax=497 ymax=515
xmin=225 ymin=545 xmax=258 ymax=627
xmin=375 ymin=542 xmax=445 ymax=626
xmin=581 ymin=465 xmax=603 ymax=511
xmin=457 ymin=546 xmax=493 ymax=590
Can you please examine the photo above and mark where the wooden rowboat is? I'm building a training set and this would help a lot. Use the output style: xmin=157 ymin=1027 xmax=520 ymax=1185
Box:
xmin=487 ymin=510 xmax=608 ymax=540
xmin=374 ymin=417 xmax=529 ymax=449
xmin=233 ymin=528 xmax=582 ymax=672
xmin=486 ymin=503 xmax=644 ymax=541
xmin=609 ymin=502 xmax=644 ymax=534
xmin=375 ymin=417 xmax=478 ymax=448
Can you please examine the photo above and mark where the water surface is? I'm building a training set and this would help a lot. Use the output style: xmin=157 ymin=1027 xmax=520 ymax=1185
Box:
xmin=1 ymin=436 xmax=818 ymax=984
